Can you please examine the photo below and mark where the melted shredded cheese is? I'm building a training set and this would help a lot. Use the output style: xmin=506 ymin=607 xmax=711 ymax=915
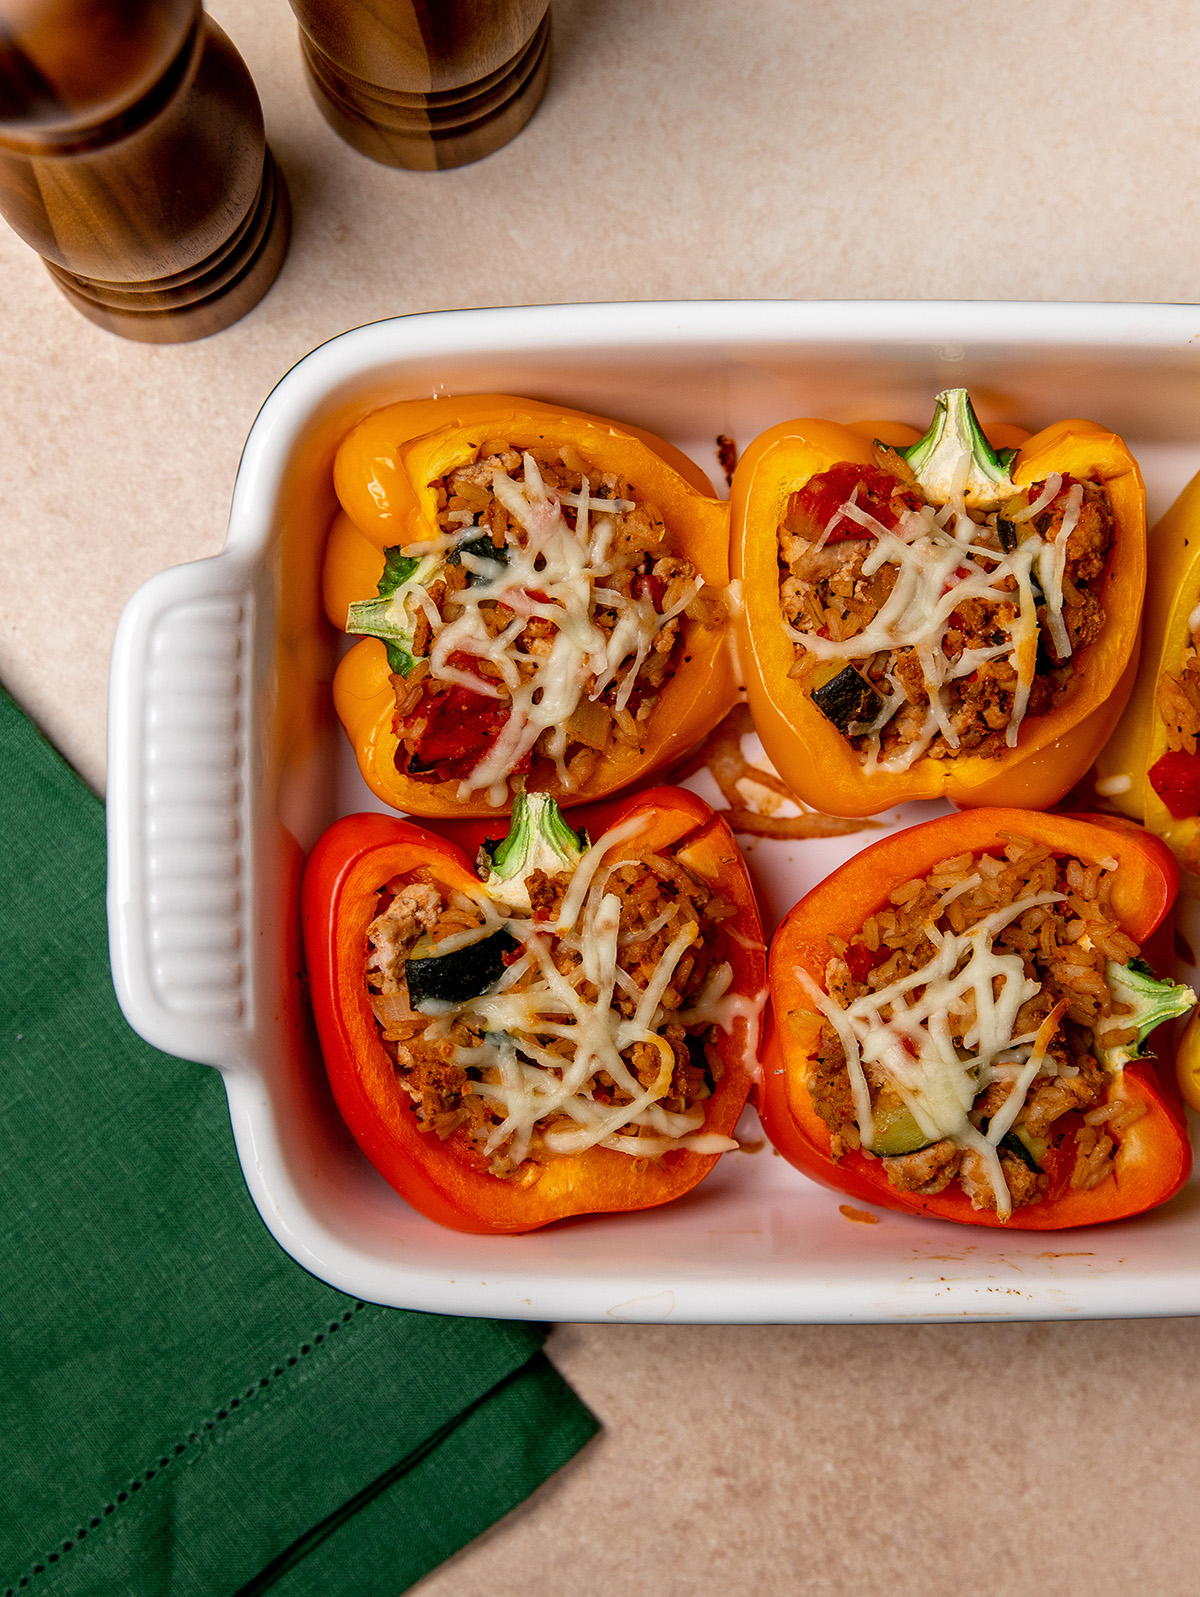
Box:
xmin=801 ymin=889 xmax=1071 ymax=1218
xmin=786 ymin=478 xmax=1081 ymax=771
xmin=385 ymin=455 xmax=703 ymax=803
xmin=413 ymin=816 xmax=757 ymax=1165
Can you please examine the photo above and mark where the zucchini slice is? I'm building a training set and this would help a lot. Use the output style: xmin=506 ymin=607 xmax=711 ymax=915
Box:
xmin=406 ymin=928 xmax=519 ymax=1008
xmin=448 ymin=535 xmax=509 ymax=586
xmin=810 ymin=665 xmax=883 ymax=735
xmin=871 ymin=1099 xmax=931 ymax=1157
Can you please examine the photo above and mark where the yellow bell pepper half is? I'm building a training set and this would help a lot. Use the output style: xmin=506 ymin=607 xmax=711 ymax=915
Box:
xmin=326 ymin=394 xmax=737 ymax=817
xmin=1095 ymin=468 xmax=1200 ymax=886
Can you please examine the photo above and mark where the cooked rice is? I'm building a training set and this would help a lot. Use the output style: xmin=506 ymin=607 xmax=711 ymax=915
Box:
xmin=1156 ymin=627 xmax=1200 ymax=754
xmin=389 ymin=442 xmax=724 ymax=795
xmin=778 ymin=453 xmax=1114 ymax=767
xmin=668 ymin=703 xmax=879 ymax=840
xmin=810 ymin=836 xmax=1149 ymax=1214
xmin=365 ymin=844 xmax=736 ymax=1177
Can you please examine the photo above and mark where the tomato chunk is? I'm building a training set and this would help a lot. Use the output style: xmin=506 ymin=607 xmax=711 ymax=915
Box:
xmin=398 ymin=674 xmax=529 ymax=782
xmin=1149 ymin=750 xmax=1200 ymax=819
xmin=844 ymin=942 xmax=876 ymax=984
xmin=785 ymin=462 xmax=921 ymax=545
xmin=413 ymin=688 xmax=506 ymax=763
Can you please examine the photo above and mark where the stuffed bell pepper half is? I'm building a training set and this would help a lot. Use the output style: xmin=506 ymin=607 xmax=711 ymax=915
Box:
xmin=1095 ymin=466 xmax=1200 ymax=886
xmin=759 ymin=809 xmax=1194 ymax=1228
xmin=731 ymin=389 xmax=1146 ymax=817
xmin=301 ymin=785 xmax=766 ymax=1233
xmin=325 ymin=394 xmax=737 ymax=817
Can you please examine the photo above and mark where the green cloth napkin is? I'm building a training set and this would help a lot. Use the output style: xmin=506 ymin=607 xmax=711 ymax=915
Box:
xmin=0 ymin=685 xmax=599 ymax=1597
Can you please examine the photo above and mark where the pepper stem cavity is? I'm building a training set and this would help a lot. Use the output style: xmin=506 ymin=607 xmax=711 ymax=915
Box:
xmin=896 ymin=388 xmax=1018 ymax=509
xmin=345 ymin=546 xmax=433 ymax=675
xmin=481 ymin=788 xmax=588 ymax=910
xmin=1096 ymin=958 xmax=1197 ymax=1071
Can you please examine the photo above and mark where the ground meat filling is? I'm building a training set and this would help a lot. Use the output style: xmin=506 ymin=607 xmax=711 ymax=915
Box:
xmin=389 ymin=440 xmax=725 ymax=801
xmin=809 ymin=838 xmax=1148 ymax=1214
xmin=778 ymin=451 xmax=1114 ymax=768
xmin=1155 ymin=619 xmax=1200 ymax=757
xmin=363 ymin=850 xmax=737 ymax=1178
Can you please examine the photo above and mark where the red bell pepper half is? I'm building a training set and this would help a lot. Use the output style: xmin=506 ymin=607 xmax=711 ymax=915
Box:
xmin=759 ymin=808 xmax=1193 ymax=1229
xmin=301 ymin=786 xmax=766 ymax=1233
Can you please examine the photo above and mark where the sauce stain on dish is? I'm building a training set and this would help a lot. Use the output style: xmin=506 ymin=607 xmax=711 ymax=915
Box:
xmin=606 ymin=1290 xmax=676 ymax=1321
xmin=839 ymin=1204 xmax=880 ymax=1225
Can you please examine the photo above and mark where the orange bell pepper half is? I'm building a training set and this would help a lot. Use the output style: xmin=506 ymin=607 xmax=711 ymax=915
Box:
xmin=759 ymin=808 xmax=1192 ymax=1229
xmin=326 ymin=394 xmax=736 ymax=818
xmin=730 ymin=393 xmax=1145 ymax=818
xmin=301 ymin=786 xmax=766 ymax=1234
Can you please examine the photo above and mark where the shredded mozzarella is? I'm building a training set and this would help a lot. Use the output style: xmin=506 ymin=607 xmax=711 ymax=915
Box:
xmin=785 ymin=477 xmax=1085 ymax=770
xmin=800 ymin=889 xmax=1069 ymax=1218
xmin=1037 ymin=481 xmax=1082 ymax=662
xmin=410 ymin=818 xmax=753 ymax=1165
xmin=387 ymin=456 xmax=703 ymax=798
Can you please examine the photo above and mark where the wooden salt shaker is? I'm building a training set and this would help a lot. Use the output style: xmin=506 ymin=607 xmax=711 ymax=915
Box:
xmin=0 ymin=0 xmax=290 ymax=343
xmin=288 ymin=0 xmax=551 ymax=170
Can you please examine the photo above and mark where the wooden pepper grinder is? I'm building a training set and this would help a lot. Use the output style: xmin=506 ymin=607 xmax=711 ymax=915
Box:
xmin=0 ymin=0 xmax=290 ymax=342
xmin=288 ymin=0 xmax=551 ymax=170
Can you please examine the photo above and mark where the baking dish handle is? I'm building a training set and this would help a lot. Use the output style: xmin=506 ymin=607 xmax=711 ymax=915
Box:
xmin=107 ymin=553 xmax=257 ymax=1073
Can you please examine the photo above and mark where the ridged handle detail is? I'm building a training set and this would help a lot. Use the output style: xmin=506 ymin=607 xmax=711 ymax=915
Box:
xmin=109 ymin=559 xmax=256 ymax=1069
xmin=142 ymin=597 xmax=252 ymax=1024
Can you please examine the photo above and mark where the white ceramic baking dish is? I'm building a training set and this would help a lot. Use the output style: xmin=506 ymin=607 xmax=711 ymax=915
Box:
xmin=108 ymin=300 xmax=1200 ymax=1323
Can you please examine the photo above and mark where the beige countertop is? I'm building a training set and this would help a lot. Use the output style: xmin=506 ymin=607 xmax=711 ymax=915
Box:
xmin=5 ymin=1 xmax=1200 ymax=1591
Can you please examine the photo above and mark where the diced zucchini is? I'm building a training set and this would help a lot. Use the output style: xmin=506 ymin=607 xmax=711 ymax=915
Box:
xmin=871 ymin=1098 xmax=931 ymax=1156
xmin=448 ymin=534 xmax=508 ymax=586
xmin=810 ymin=665 xmax=883 ymax=736
xmin=1005 ymin=1126 xmax=1048 ymax=1171
xmin=406 ymin=928 xmax=518 ymax=1008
